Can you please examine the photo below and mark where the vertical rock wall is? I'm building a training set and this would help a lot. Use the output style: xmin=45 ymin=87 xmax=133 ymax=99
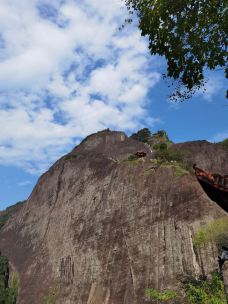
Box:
xmin=0 ymin=131 xmax=227 ymax=303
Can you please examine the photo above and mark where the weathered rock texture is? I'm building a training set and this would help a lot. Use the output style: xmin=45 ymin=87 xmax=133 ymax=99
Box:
xmin=0 ymin=130 xmax=228 ymax=304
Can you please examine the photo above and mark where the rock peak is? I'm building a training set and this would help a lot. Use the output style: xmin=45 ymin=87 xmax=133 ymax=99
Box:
xmin=73 ymin=129 xmax=152 ymax=161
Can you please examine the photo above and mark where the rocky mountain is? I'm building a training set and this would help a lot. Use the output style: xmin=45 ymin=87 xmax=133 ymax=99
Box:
xmin=0 ymin=129 xmax=228 ymax=304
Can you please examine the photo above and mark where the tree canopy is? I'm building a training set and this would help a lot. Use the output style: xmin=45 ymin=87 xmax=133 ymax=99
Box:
xmin=130 ymin=127 xmax=151 ymax=142
xmin=125 ymin=0 xmax=227 ymax=100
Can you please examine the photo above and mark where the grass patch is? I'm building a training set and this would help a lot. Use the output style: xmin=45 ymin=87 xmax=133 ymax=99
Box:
xmin=158 ymin=162 xmax=190 ymax=177
xmin=146 ymin=288 xmax=178 ymax=302
xmin=122 ymin=154 xmax=142 ymax=165
xmin=173 ymin=164 xmax=189 ymax=177
xmin=122 ymin=159 xmax=140 ymax=165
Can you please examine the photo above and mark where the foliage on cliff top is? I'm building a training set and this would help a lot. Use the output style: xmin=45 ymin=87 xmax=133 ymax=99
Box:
xmin=130 ymin=128 xmax=152 ymax=143
xmin=153 ymin=141 xmax=191 ymax=175
xmin=130 ymin=128 xmax=172 ymax=147
xmin=193 ymin=217 xmax=228 ymax=248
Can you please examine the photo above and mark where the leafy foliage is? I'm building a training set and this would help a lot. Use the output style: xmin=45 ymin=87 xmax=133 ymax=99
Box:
xmin=154 ymin=145 xmax=185 ymax=163
xmin=125 ymin=0 xmax=227 ymax=100
xmin=0 ymin=256 xmax=9 ymax=290
xmin=151 ymin=130 xmax=170 ymax=142
xmin=183 ymin=271 xmax=226 ymax=304
xmin=149 ymin=130 xmax=173 ymax=149
xmin=153 ymin=143 xmax=191 ymax=176
xmin=0 ymin=255 xmax=18 ymax=304
xmin=193 ymin=217 xmax=228 ymax=249
xmin=146 ymin=288 xmax=178 ymax=302
xmin=130 ymin=128 xmax=151 ymax=143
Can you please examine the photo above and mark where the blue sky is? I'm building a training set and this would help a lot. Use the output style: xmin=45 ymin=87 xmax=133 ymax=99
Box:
xmin=0 ymin=0 xmax=227 ymax=210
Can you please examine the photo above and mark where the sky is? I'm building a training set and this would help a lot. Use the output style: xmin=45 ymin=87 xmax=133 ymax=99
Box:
xmin=0 ymin=0 xmax=227 ymax=210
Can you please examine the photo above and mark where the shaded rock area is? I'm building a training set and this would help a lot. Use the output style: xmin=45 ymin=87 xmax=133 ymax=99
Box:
xmin=0 ymin=130 xmax=228 ymax=303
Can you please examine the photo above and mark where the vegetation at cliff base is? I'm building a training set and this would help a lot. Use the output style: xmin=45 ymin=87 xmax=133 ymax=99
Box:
xmin=125 ymin=0 xmax=227 ymax=101
xmin=183 ymin=271 xmax=226 ymax=304
xmin=146 ymin=288 xmax=178 ymax=302
xmin=0 ymin=255 xmax=18 ymax=304
xmin=146 ymin=271 xmax=226 ymax=303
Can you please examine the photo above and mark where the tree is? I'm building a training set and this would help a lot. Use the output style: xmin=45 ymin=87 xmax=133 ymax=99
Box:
xmin=125 ymin=0 xmax=227 ymax=101
xmin=130 ymin=128 xmax=151 ymax=142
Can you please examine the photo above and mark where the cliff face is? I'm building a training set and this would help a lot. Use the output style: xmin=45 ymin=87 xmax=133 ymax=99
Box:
xmin=0 ymin=130 xmax=227 ymax=304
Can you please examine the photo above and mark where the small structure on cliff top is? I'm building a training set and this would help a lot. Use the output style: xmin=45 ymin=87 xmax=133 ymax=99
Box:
xmin=193 ymin=164 xmax=228 ymax=213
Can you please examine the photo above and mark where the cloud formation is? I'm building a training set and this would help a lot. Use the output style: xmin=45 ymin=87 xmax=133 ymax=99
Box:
xmin=0 ymin=0 xmax=161 ymax=174
xmin=210 ymin=131 xmax=228 ymax=143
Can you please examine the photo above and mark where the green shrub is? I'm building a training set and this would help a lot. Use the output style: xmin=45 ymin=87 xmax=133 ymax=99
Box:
xmin=146 ymin=288 xmax=178 ymax=302
xmin=130 ymin=128 xmax=151 ymax=143
xmin=154 ymin=147 xmax=184 ymax=163
xmin=0 ymin=272 xmax=19 ymax=304
xmin=193 ymin=217 xmax=228 ymax=249
xmin=0 ymin=256 xmax=9 ymax=289
xmin=183 ymin=271 xmax=226 ymax=304
xmin=152 ymin=130 xmax=170 ymax=141
xmin=146 ymin=272 xmax=226 ymax=304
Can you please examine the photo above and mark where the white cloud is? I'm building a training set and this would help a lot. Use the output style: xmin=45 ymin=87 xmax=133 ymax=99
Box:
xmin=17 ymin=180 xmax=33 ymax=187
xmin=197 ymin=74 xmax=224 ymax=101
xmin=0 ymin=0 xmax=161 ymax=174
xmin=210 ymin=131 xmax=228 ymax=143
